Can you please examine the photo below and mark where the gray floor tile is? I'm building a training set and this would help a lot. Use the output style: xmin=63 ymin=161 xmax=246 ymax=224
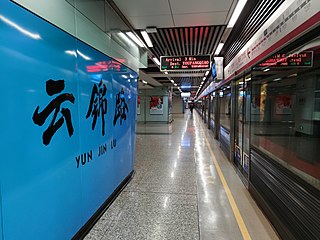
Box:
xmin=85 ymin=113 xmax=279 ymax=240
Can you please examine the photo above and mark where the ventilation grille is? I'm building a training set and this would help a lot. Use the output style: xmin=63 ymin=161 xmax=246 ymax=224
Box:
xmin=143 ymin=25 xmax=226 ymax=58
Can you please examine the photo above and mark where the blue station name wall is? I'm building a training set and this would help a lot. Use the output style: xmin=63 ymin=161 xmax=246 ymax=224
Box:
xmin=0 ymin=1 xmax=138 ymax=239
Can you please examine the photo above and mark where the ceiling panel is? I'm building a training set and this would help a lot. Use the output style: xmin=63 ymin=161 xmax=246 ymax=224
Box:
xmin=113 ymin=0 xmax=170 ymax=17
xmin=128 ymin=15 xmax=174 ymax=29
xmin=173 ymin=12 xmax=228 ymax=27
xmin=169 ymin=0 xmax=234 ymax=14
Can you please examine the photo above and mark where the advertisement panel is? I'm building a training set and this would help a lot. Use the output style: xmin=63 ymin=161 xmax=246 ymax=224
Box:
xmin=275 ymin=95 xmax=293 ymax=114
xmin=0 ymin=1 xmax=137 ymax=239
xmin=235 ymin=145 xmax=242 ymax=166
xmin=213 ymin=57 xmax=224 ymax=80
xmin=137 ymin=96 xmax=141 ymax=115
xmin=150 ymin=96 xmax=163 ymax=115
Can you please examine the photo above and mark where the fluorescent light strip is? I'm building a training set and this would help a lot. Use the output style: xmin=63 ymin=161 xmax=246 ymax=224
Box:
xmin=205 ymin=71 xmax=209 ymax=76
xmin=141 ymin=31 xmax=153 ymax=47
xmin=164 ymin=71 xmax=168 ymax=74
xmin=214 ymin=43 xmax=224 ymax=55
xmin=263 ymin=68 xmax=270 ymax=72
xmin=142 ymin=80 xmax=147 ymax=84
xmin=227 ymin=0 xmax=247 ymax=28
xmin=153 ymin=57 xmax=160 ymax=65
xmin=202 ymin=77 xmax=206 ymax=81
xmin=126 ymin=32 xmax=144 ymax=47
xmin=118 ymin=32 xmax=133 ymax=46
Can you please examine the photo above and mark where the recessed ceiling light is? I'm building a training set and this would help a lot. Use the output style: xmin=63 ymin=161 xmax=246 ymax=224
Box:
xmin=153 ymin=57 xmax=160 ymax=65
xmin=214 ymin=43 xmax=224 ymax=55
xmin=141 ymin=31 xmax=153 ymax=47
xmin=227 ymin=0 xmax=247 ymax=28
xmin=146 ymin=27 xmax=157 ymax=33
xmin=126 ymin=32 xmax=144 ymax=47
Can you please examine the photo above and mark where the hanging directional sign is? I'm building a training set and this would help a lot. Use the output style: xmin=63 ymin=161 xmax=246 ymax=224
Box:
xmin=160 ymin=55 xmax=211 ymax=71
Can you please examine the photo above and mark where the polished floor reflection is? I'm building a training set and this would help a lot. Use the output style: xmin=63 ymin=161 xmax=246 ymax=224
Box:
xmin=85 ymin=113 xmax=279 ymax=240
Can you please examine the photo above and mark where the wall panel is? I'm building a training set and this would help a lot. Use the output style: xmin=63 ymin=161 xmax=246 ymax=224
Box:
xmin=0 ymin=1 xmax=138 ymax=239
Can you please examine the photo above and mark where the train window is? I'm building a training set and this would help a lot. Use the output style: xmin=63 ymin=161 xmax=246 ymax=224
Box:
xmin=250 ymin=35 xmax=320 ymax=190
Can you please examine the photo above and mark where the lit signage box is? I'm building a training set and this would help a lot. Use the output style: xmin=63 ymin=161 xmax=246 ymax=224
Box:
xmin=214 ymin=57 xmax=224 ymax=80
xmin=258 ymin=51 xmax=313 ymax=67
xmin=160 ymin=55 xmax=211 ymax=71
xmin=181 ymin=92 xmax=191 ymax=98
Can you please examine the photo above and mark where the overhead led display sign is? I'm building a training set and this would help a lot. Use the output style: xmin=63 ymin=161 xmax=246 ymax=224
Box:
xmin=258 ymin=51 xmax=313 ymax=67
xmin=160 ymin=55 xmax=211 ymax=71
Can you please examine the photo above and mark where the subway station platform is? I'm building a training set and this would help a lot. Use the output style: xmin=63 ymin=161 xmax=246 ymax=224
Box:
xmin=84 ymin=112 xmax=279 ymax=240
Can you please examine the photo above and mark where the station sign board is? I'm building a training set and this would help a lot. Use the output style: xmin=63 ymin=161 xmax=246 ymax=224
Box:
xmin=160 ymin=55 xmax=211 ymax=71
xmin=258 ymin=51 xmax=313 ymax=67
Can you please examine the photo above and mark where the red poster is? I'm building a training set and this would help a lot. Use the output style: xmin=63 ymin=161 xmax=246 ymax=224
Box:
xmin=275 ymin=95 xmax=292 ymax=114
